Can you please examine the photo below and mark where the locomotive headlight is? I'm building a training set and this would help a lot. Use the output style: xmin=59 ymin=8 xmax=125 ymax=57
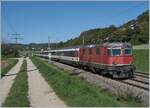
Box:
xmin=113 ymin=61 xmax=117 ymax=65
xmin=130 ymin=61 xmax=133 ymax=64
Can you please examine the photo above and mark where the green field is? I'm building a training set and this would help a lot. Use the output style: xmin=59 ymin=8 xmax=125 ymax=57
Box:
xmin=3 ymin=59 xmax=30 ymax=107
xmin=31 ymin=57 xmax=144 ymax=107
xmin=1 ymin=59 xmax=18 ymax=77
xmin=133 ymin=49 xmax=149 ymax=73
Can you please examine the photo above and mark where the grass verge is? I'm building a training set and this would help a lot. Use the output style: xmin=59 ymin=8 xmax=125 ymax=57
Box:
xmin=1 ymin=59 xmax=18 ymax=77
xmin=31 ymin=57 xmax=143 ymax=107
xmin=133 ymin=49 xmax=149 ymax=73
xmin=2 ymin=59 xmax=30 ymax=107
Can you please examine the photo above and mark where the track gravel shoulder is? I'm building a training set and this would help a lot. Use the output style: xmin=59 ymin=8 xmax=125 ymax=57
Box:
xmin=0 ymin=58 xmax=23 ymax=106
xmin=26 ymin=57 xmax=66 ymax=107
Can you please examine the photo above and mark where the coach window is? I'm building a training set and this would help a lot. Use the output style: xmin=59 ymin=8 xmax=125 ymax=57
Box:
xmin=60 ymin=52 xmax=64 ymax=56
xmin=68 ymin=51 xmax=75 ymax=57
xmin=63 ymin=51 xmax=66 ymax=56
xmin=51 ymin=52 xmax=54 ymax=55
xmin=96 ymin=47 xmax=100 ymax=55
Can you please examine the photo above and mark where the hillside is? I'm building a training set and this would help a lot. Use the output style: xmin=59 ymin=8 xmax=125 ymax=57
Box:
xmin=24 ymin=10 xmax=149 ymax=50
xmin=58 ymin=10 xmax=149 ymax=48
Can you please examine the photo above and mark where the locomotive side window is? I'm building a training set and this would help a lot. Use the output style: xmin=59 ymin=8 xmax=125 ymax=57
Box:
xmin=96 ymin=47 xmax=100 ymax=55
xmin=107 ymin=49 xmax=111 ymax=56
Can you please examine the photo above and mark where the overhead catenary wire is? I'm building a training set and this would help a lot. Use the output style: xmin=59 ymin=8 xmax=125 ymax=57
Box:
xmin=2 ymin=3 xmax=17 ymax=33
xmin=2 ymin=3 xmax=23 ymax=44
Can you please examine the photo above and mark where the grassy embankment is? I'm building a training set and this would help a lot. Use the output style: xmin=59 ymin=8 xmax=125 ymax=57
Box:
xmin=1 ymin=59 xmax=18 ymax=77
xmin=2 ymin=59 xmax=30 ymax=107
xmin=31 ymin=57 xmax=144 ymax=107
xmin=133 ymin=49 xmax=149 ymax=73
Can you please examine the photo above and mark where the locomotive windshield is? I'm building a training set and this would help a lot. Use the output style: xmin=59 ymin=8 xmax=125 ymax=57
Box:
xmin=124 ymin=48 xmax=132 ymax=55
xmin=112 ymin=49 xmax=121 ymax=56
xmin=107 ymin=48 xmax=121 ymax=56
xmin=124 ymin=44 xmax=132 ymax=55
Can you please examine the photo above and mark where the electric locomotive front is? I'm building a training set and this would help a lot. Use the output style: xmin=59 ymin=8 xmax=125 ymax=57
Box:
xmin=103 ymin=42 xmax=135 ymax=78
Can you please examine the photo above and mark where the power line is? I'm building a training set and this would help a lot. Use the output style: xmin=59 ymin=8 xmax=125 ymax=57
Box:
xmin=10 ymin=32 xmax=22 ymax=44
xmin=2 ymin=3 xmax=17 ymax=33
xmin=2 ymin=4 xmax=23 ymax=44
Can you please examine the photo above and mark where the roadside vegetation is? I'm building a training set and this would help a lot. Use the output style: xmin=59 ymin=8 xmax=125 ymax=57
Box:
xmin=2 ymin=59 xmax=30 ymax=107
xmin=1 ymin=43 xmax=20 ymax=58
xmin=31 ymin=57 xmax=144 ymax=107
xmin=1 ymin=59 xmax=18 ymax=77
xmin=133 ymin=49 xmax=149 ymax=73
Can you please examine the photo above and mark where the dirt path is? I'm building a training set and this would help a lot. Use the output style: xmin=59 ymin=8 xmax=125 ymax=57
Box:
xmin=0 ymin=58 xmax=23 ymax=106
xmin=26 ymin=57 xmax=66 ymax=107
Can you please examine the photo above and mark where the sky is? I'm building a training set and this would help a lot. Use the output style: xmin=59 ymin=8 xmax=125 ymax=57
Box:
xmin=1 ymin=1 xmax=149 ymax=44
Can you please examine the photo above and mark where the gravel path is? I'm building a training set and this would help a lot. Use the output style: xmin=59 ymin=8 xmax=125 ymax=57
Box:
xmin=0 ymin=58 xmax=23 ymax=106
xmin=26 ymin=57 xmax=66 ymax=107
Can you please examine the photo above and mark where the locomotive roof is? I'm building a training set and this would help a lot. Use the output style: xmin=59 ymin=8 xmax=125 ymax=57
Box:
xmin=35 ymin=42 xmax=131 ymax=53
xmin=50 ymin=42 xmax=131 ymax=51
xmin=103 ymin=42 xmax=131 ymax=47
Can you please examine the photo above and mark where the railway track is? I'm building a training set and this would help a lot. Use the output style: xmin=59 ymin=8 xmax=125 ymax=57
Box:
xmin=120 ymin=79 xmax=149 ymax=91
xmin=134 ymin=72 xmax=149 ymax=78
xmin=132 ymin=75 xmax=149 ymax=84
xmin=132 ymin=78 xmax=149 ymax=84
xmin=120 ymin=72 xmax=149 ymax=91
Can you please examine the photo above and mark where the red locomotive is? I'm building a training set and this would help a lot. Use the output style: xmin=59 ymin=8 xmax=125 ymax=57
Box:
xmin=35 ymin=42 xmax=135 ymax=78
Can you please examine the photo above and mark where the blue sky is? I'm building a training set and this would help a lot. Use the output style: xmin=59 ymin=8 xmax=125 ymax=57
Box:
xmin=1 ymin=1 xmax=149 ymax=44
